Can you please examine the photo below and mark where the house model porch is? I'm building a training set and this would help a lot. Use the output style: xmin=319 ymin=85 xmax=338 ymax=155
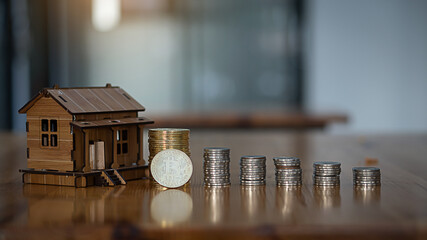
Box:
xmin=18 ymin=84 xmax=154 ymax=187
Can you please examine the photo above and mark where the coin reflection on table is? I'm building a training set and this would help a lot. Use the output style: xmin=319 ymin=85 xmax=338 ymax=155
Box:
xmin=204 ymin=186 xmax=230 ymax=224
xmin=150 ymin=189 xmax=193 ymax=227
xmin=240 ymin=185 xmax=266 ymax=219
xmin=275 ymin=185 xmax=304 ymax=217
xmin=313 ymin=185 xmax=341 ymax=209
xmin=353 ymin=185 xmax=381 ymax=205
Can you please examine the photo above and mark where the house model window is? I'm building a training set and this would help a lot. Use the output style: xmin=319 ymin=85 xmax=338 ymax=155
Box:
xmin=41 ymin=118 xmax=58 ymax=147
xmin=117 ymin=129 xmax=128 ymax=155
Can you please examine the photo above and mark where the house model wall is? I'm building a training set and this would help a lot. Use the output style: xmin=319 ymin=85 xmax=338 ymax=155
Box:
xmin=18 ymin=84 xmax=154 ymax=187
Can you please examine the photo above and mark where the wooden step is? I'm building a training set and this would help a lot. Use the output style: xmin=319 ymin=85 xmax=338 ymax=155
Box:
xmin=101 ymin=169 xmax=127 ymax=186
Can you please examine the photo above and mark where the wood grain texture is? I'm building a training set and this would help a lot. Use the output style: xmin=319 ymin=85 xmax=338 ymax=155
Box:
xmin=45 ymin=87 xmax=145 ymax=114
xmin=0 ymin=130 xmax=426 ymax=239
xmin=25 ymin=97 xmax=73 ymax=170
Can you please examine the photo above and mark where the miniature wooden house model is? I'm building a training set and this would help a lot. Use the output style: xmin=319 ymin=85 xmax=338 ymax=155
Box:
xmin=18 ymin=84 xmax=153 ymax=187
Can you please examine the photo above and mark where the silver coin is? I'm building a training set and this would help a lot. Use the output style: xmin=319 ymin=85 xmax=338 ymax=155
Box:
xmin=205 ymin=182 xmax=230 ymax=187
xmin=240 ymin=177 xmax=265 ymax=181
xmin=354 ymin=179 xmax=381 ymax=183
xmin=314 ymin=172 xmax=341 ymax=176
xmin=204 ymin=164 xmax=229 ymax=168
xmin=313 ymin=161 xmax=341 ymax=166
xmin=277 ymin=182 xmax=302 ymax=186
xmin=204 ymin=172 xmax=230 ymax=176
xmin=314 ymin=169 xmax=341 ymax=173
xmin=240 ymin=181 xmax=266 ymax=186
xmin=240 ymin=167 xmax=266 ymax=171
xmin=204 ymin=147 xmax=230 ymax=151
xmin=353 ymin=175 xmax=381 ymax=179
xmin=314 ymin=182 xmax=340 ymax=186
xmin=276 ymin=175 xmax=302 ymax=179
xmin=204 ymin=156 xmax=230 ymax=159
xmin=205 ymin=177 xmax=230 ymax=180
xmin=313 ymin=175 xmax=340 ymax=180
xmin=150 ymin=149 xmax=193 ymax=188
xmin=241 ymin=155 xmax=266 ymax=159
xmin=275 ymin=163 xmax=301 ymax=168
xmin=204 ymin=168 xmax=229 ymax=172
xmin=205 ymin=161 xmax=229 ymax=164
xmin=352 ymin=166 xmax=380 ymax=172
xmin=273 ymin=157 xmax=300 ymax=163
xmin=240 ymin=168 xmax=266 ymax=171
xmin=205 ymin=180 xmax=230 ymax=184
xmin=276 ymin=170 xmax=302 ymax=173
xmin=204 ymin=155 xmax=230 ymax=158
xmin=315 ymin=180 xmax=340 ymax=183
xmin=205 ymin=175 xmax=230 ymax=179
xmin=240 ymin=163 xmax=266 ymax=167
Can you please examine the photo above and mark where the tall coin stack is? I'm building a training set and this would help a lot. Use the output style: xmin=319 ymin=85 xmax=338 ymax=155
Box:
xmin=203 ymin=147 xmax=231 ymax=186
xmin=273 ymin=157 xmax=302 ymax=186
xmin=353 ymin=167 xmax=381 ymax=187
xmin=148 ymin=128 xmax=191 ymax=165
xmin=240 ymin=155 xmax=266 ymax=186
xmin=313 ymin=161 xmax=341 ymax=186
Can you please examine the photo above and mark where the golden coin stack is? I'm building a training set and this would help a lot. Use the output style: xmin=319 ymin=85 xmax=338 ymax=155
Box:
xmin=148 ymin=128 xmax=191 ymax=164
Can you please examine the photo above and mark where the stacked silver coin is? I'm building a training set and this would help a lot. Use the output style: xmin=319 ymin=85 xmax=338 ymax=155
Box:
xmin=353 ymin=167 xmax=381 ymax=186
xmin=204 ymin=147 xmax=231 ymax=186
xmin=313 ymin=161 xmax=341 ymax=186
xmin=240 ymin=155 xmax=266 ymax=186
xmin=273 ymin=157 xmax=302 ymax=186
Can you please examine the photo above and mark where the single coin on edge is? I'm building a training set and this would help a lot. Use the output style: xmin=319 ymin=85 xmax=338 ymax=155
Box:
xmin=150 ymin=149 xmax=193 ymax=188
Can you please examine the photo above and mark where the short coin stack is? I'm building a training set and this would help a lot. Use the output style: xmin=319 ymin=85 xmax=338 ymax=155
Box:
xmin=313 ymin=161 xmax=341 ymax=186
xmin=273 ymin=157 xmax=302 ymax=186
xmin=203 ymin=147 xmax=231 ymax=186
xmin=240 ymin=155 xmax=266 ymax=186
xmin=148 ymin=128 xmax=191 ymax=165
xmin=353 ymin=167 xmax=381 ymax=187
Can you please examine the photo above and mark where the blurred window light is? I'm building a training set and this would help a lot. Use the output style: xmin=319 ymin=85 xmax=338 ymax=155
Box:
xmin=92 ymin=0 xmax=121 ymax=32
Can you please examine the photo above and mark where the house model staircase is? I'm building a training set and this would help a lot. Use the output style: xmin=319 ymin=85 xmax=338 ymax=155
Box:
xmin=98 ymin=170 xmax=127 ymax=186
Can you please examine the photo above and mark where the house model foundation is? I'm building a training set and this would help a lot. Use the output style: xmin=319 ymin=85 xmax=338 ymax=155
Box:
xmin=18 ymin=84 xmax=154 ymax=187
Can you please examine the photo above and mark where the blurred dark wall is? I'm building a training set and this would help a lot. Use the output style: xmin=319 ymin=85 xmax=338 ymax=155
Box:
xmin=0 ymin=0 xmax=12 ymax=129
xmin=0 ymin=0 xmax=93 ymax=130
xmin=1 ymin=0 xmax=306 ymax=131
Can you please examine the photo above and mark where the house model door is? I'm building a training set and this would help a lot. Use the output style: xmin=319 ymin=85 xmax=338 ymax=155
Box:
xmin=89 ymin=141 xmax=105 ymax=170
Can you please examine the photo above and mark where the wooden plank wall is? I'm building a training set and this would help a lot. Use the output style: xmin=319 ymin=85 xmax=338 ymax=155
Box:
xmin=26 ymin=101 xmax=141 ymax=172
xmin=26 ymin=97 xmax=73 ymax=171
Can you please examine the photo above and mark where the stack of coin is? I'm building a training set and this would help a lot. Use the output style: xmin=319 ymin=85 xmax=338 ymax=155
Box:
xmin=353 ymin=167 xmax=381 ymax=186
xmin=313 ymin=161 xmax=341 ymax=186
xmin=273 ymin=157 xmax=302 ymax=186
xmin=240 ymin=155 xmax=266 ymax=186
xmin=148 ymin=128 xmax=191 ymax=165
xmin=204 ymin=147 xmax=231 ymax=186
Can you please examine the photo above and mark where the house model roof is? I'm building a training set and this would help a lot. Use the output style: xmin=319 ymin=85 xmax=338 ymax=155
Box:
xmin=19 ymin=85 xmax=146 ymax=114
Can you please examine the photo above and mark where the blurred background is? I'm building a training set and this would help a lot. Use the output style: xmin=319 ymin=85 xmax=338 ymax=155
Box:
xmin=1 ymin=0 xmax=427 ymax=133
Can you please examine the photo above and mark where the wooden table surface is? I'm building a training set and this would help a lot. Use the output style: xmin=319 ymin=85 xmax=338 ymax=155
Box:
xmin=0 ymin=130 xmax=426 ymax=239
xmin=149 ymin=111 xmax=348 ymax=129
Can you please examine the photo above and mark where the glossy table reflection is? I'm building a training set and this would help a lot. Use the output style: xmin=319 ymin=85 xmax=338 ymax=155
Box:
xmin=0 ymin=130 xmax=426 ymax=239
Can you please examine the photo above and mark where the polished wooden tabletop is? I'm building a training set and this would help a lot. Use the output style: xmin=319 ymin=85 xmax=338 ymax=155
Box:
xmin=0 ymin=130 xmax=426 ymax=239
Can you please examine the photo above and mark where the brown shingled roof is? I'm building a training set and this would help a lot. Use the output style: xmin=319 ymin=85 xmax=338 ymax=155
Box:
xmin=19 ymin=85 xmax=146 ymax=114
